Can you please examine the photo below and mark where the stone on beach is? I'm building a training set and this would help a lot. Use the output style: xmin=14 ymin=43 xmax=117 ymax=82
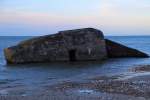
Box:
xmin=4 ymin=28 xmax=149 ymax=64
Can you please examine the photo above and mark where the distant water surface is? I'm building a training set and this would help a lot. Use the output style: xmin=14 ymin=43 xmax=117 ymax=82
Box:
xmin=0 ymin=36 xmax=150 ymax=95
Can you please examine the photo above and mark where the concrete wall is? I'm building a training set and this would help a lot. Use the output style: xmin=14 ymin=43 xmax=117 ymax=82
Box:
xmin=4 ymin=28 xmax=107 ymax=64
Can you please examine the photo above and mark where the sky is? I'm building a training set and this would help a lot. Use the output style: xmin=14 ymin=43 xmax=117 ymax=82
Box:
xmin=0 ymin=0 xmax=150 ymax=36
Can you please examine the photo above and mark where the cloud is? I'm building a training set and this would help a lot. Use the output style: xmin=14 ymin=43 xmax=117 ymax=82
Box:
xmin=97 ymin=0 xmax=150 ymax=27
xmin=0 ymin=0 xmax=150 ymax=36
xmin=99 ymin=0 xmax=150 ymax=15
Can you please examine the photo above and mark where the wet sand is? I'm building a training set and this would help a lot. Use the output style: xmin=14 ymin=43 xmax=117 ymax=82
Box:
xmin=1 ymin=65 xmax=150 ymax=100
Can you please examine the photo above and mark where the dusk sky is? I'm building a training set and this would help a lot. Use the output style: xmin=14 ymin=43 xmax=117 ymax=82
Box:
xmin=0 ymin=0 xmax=150 ymax=36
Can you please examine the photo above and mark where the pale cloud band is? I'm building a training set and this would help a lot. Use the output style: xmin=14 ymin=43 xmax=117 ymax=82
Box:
xmin=0 ymin=0 xmax=150 ymax=36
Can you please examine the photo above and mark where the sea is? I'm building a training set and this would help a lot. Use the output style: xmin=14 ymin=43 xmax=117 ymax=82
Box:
xmin=0 ymin=36 xmax=150 ymax=95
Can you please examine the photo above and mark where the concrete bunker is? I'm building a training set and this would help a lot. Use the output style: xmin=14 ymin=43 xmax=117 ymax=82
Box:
xmin=4 ymin=28 xmax=149 ymax=64
xmin=4 ymin=28 xmax=107 ymax=64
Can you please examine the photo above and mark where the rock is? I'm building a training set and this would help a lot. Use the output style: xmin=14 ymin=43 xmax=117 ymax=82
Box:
xmin=105 ymin=39 xmax=149 ymax=58
xmin=4 ymin=28 xmax=107 ymax=64
xmin=4 ymin=28 xmax=149 ymax=64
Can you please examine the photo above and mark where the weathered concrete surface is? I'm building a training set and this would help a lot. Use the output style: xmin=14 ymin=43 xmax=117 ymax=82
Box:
xmin=105 ymin=39 xmax=149 ymax=58
xmin=4 ymin=28 xmax=107 ymax=64
xmin=4 ymin=28 xmax=149 ymax=64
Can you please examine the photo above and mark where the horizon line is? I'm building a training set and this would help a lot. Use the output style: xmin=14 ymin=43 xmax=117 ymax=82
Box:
xmin=1 ymin=35 xmax=150 ymax=37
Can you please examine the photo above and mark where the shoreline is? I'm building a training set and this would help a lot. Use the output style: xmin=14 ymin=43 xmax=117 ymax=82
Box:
xmin=0 ymin=65 xmax=150 ymax=99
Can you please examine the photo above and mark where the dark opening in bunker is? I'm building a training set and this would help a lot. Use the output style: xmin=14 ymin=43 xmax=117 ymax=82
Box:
xmin=69 ymin=49 xmax=77 ymax=61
